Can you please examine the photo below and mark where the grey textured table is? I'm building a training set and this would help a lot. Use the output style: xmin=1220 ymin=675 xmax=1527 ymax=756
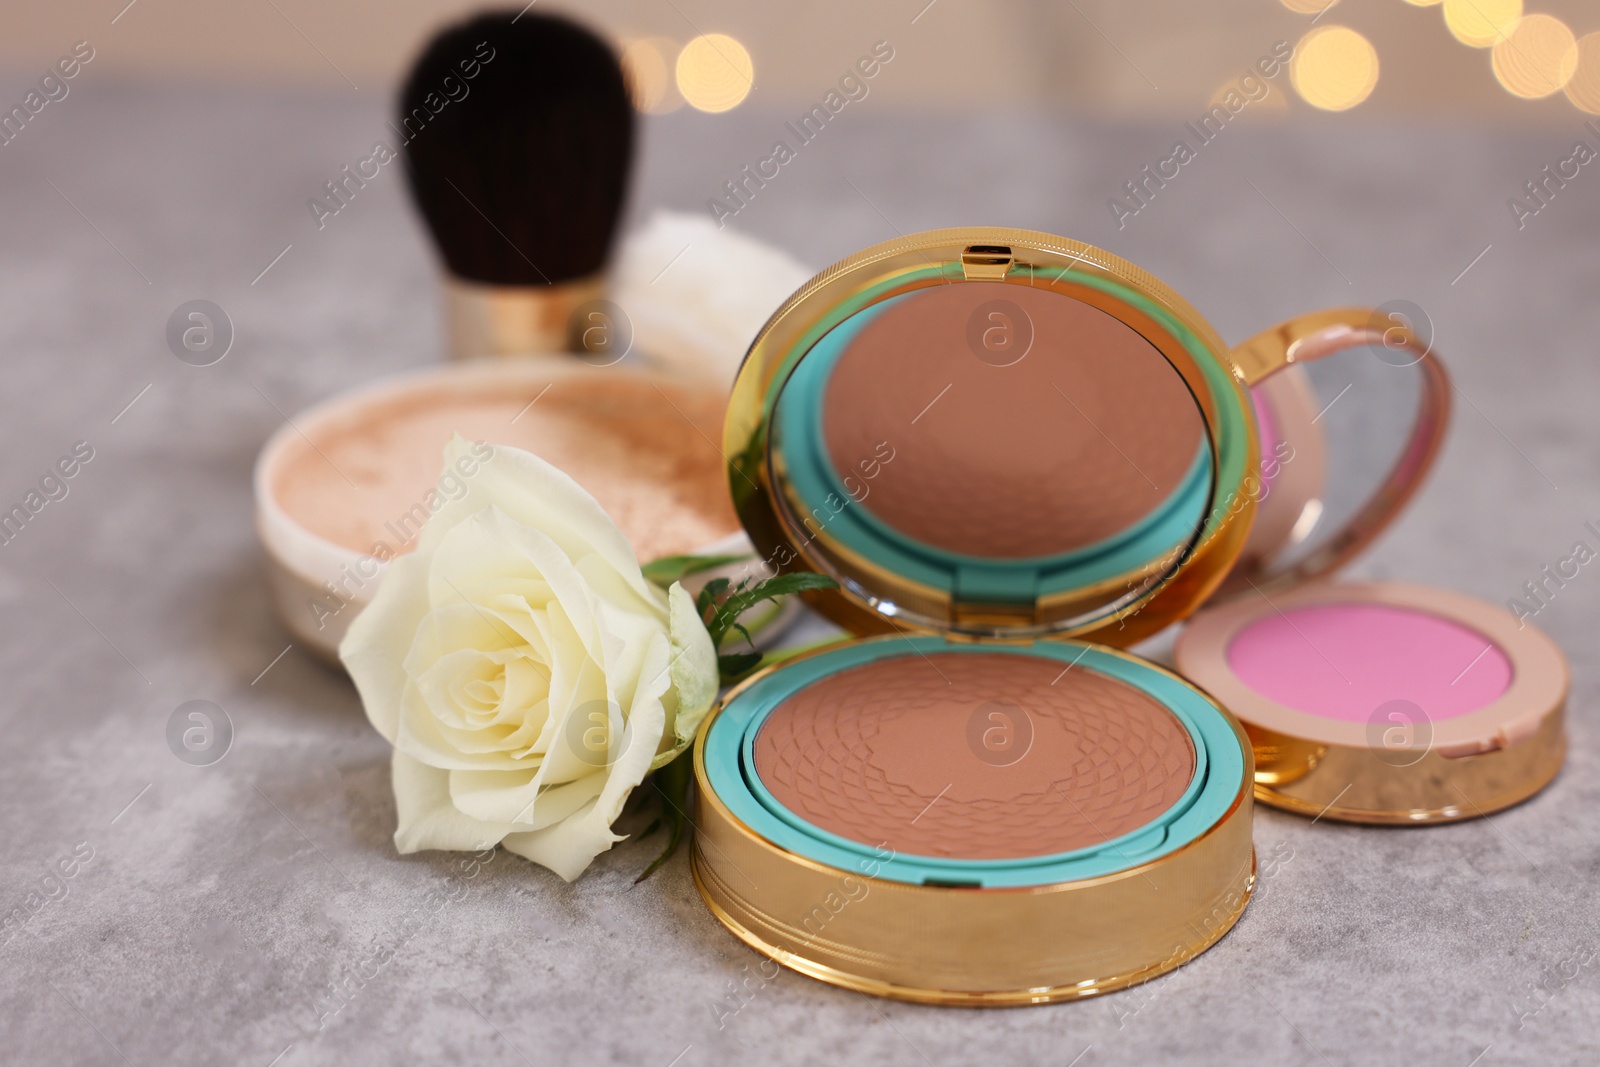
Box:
xmin=2 ymin=78 xmax=1597 ymax=1066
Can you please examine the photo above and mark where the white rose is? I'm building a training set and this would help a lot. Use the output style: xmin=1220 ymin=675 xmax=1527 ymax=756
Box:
xmin=339 ymin=435 xmax=718 ymax=881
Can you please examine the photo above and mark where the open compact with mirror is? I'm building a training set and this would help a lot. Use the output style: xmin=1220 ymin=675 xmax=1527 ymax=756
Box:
xmin=1177 ymin=313 xmax=1568 ymax=825
xmin=690 ymin=229 xmax=1569 ymax=1005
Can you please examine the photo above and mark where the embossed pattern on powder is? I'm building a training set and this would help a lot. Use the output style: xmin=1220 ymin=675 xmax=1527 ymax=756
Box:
xmin=754 ymin=651 xmax=1196 ymax=860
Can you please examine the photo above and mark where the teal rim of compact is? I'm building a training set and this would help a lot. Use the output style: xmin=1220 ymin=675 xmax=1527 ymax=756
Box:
xmin=773 ymin=290 xmax=1216 ymax=601
xmin=703 ymin=635 xmax=1247 ymax=889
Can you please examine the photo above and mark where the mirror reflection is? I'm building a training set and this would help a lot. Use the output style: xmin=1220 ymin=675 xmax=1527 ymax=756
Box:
xmin=769 ymin=282 xmax=1213 ymax=630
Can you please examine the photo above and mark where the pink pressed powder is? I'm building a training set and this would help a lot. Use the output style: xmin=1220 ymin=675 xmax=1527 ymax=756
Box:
xmin=271 ymin=372 xmax=738 ymax=563
xmin=1225 ymin=602 xmax=1512 ymax=722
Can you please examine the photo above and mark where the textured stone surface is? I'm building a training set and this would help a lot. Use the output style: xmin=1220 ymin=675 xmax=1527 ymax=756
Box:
xmin=0 ymin=76 xmax=1596 ymax=1066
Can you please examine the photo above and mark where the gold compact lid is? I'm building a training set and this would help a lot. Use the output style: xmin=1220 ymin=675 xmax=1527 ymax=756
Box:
xmin=723 ymin=228 xmax=1265 ymax=646
xmin=1216 ymin=307 xmax=1451 ymax=599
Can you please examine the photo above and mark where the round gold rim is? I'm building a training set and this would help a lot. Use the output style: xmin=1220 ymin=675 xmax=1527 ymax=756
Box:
xmin=1247 ymin=707 xmax=1567 ymax=825
xmin=723 ymin=227 xmax=1262 ymax=647
xmin=691 ymin=844 xmax=1258 ymax=1007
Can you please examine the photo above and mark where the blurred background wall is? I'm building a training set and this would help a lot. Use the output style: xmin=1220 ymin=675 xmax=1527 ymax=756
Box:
xmin=5 ymin=0 xmax=1599 ymax=124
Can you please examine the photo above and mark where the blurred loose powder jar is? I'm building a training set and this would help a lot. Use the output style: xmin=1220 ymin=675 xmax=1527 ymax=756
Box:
xmin=753 ymin=652 xmax=1196 ymax=860
xmin=271 ymin=371 xmax=738 ymax=562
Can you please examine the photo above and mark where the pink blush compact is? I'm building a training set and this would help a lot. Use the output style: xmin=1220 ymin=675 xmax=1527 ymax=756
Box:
xmin=1224 ymin=602 xmax=1512 ymax=723
xmin=1176 ymin=581 xmax=1567 ymax=823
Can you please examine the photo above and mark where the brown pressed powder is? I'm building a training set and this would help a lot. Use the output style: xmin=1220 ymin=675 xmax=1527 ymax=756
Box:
xmin=271 ymin=372 xmax=739 ymax=562
xmin=821 ymin=283 xmax=1205 ymax=559
xmin=753 ymin=651 xmax=1195 ymax=860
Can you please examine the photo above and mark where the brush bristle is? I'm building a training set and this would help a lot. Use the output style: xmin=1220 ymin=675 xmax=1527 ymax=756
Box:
xmin=398 ymin=10 xmax=635 ymax=287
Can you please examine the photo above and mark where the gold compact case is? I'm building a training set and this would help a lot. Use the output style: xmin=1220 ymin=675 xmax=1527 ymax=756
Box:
xmin=1176 ymin=313 xmax=1569 ymax=824
xmin=688 ymin=228 xmax=1386 ymax=1006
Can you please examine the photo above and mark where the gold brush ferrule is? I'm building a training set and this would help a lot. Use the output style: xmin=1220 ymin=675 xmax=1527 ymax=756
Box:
xmin=442 ymin=274 xmax=605 ymax=359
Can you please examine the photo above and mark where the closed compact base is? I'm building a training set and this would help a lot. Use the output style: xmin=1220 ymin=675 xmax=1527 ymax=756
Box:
xmin=1247 ymin=704 xmax=1566 ymax=824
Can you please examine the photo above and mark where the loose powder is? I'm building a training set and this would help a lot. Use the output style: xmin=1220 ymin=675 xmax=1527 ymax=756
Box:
xmin=272 ymin=371 xmax=739 ymax=562
xmin=753 ymin=652 xmax=1195 ymax=861
xmin=820 ymin=283 xmax=1205 ymax=559
xmin=1225 ymin=602 xmax=1513 ymax=722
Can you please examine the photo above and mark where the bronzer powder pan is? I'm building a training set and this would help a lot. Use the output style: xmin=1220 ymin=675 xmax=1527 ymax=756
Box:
xmin=818 ymin=284 xmax=1207 ymax=561
xmin=768 ymin=281 xmax=1215 ymax=621
xmin=1177 ymin=313 xmax=1569 ymax=824
xmin=752 ymin=651 xmax=1196 ymax=860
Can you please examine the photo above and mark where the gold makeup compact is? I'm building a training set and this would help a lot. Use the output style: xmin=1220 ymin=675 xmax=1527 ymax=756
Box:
xmin=1176 ymin=313 xmax=1569 ymax=824
xmin=689 ymin=228 xmax=1409 ymax=1006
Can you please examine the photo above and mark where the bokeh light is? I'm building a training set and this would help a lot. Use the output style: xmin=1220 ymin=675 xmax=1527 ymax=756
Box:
xmin=675 ymin=34 xmax=754 ymax=113
xmin=1402 ymin=0 xmax=1443 ymax=6
xmin=1491 ymin=15 xmax=1577 ymax=99
xmin=1291 ymin=26 xmax=1380 ymax=111
xmin=1565 ymin=32 xmax=1600 ymax=114
xmin=1443 ymin=0 xmax=1522 ymax=49
xmin=621 ymin=38 xmax=682 ymax=114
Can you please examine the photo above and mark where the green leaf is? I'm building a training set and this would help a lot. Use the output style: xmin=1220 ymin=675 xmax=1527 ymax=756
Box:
xmin=738 ymin=571 xmax=839 ymax=600
xmin=717 ymin=651 xmax=762 ymax=678
xmin=707 ymin=571 xmax=838 ymax=645
xmin=640 ymin=552 xmax=751 ymax=586
xmin=695 ymin=576 xmax=731 ymax=622
xmin=636 ymin=751 xmax=693 ymax=884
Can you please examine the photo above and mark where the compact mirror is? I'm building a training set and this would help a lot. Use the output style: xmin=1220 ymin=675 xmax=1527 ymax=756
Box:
xmin=1222 ymin=318 xmax=1448 ymax=596
xmin=764 ymin=280 xmax=1217 ymax=635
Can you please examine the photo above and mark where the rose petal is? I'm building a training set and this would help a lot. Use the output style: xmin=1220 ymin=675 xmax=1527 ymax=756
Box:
xmin=425 ymin=506 xmax=604 ymax=663
xmin=391 ymin=750 xmax=520 ymax=854
xmin=447 ymin=764 xmax=603 ymax=830
xmin=426 ymin=436 xmax=660 ymax=608
xmin=341 ymin=549 xmax=434 ymax=744
xmin=500 ymin=639 xmax=670 ymax=881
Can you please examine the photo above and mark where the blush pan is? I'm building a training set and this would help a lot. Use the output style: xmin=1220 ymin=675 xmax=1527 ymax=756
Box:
xmin=1226 ymin=602 xmax=1512 ymax=723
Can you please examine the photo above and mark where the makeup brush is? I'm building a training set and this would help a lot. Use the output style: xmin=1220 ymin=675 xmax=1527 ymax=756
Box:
xmin=398 ymin=9 xmax=635 ymax=359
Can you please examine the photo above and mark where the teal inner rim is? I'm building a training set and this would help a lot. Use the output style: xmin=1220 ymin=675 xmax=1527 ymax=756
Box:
xmin=705 ymin=637 xmax=1246 ymax=889
xmin=772 ymin=291 xmax=1215 ymax=603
